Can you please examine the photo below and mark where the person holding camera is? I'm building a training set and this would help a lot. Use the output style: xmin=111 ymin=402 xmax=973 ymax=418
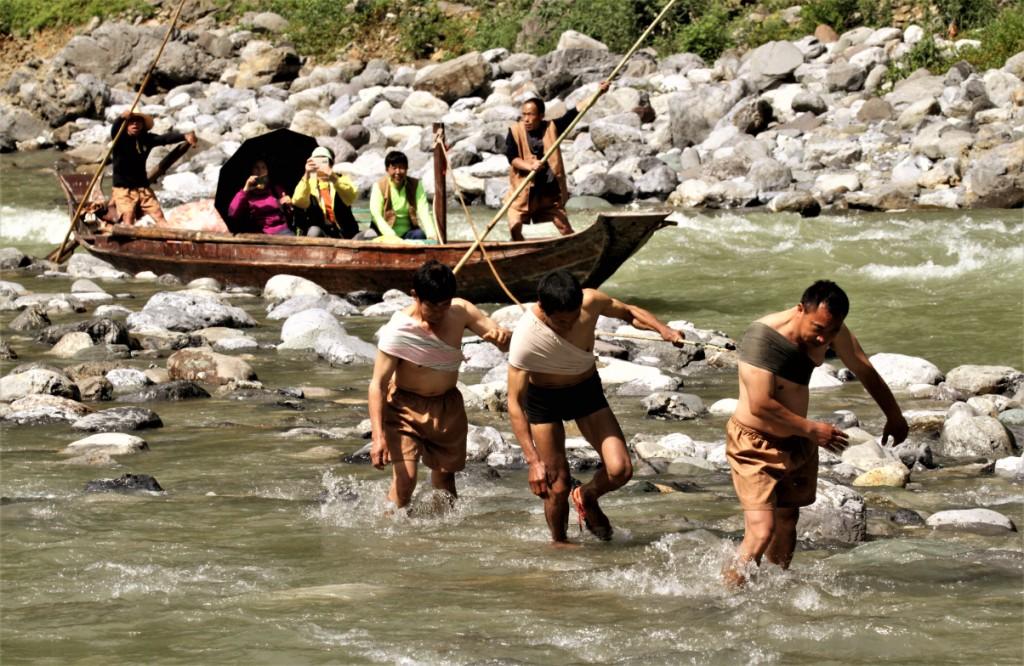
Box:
xmin=227 ymin=158 xmax=294 ymax=235
xmin=291 ymin=146 xmax=359 ymax=238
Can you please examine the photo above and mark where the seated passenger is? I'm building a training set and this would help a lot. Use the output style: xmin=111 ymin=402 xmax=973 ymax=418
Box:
xmin=368 ymin=150 xmax=436 ymax=241
xmin=291 ymin=146 xmax=359 ymax=239
xmin=227 ymin=158 xmax=293 ymax=235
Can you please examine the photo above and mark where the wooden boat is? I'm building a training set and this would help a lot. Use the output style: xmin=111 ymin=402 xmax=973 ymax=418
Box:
xmin=56 ymin=125 xmax=672 ymax=303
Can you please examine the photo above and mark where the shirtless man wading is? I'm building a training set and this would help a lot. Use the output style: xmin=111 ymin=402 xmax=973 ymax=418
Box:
xmin=369 ymin=260 xmax=510 ymax=509
xmin=507 ymin=269 xmax=685 ymax=543
xmin=724 ymin=280 xmax=909 ymax=584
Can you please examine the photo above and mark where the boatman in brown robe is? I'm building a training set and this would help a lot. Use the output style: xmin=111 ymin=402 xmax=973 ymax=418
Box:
xmin=724 ymin=280 xmax=908 ymax=585
xmin=504 ymin=80 xmax=610 ymax=241
xmin=507 ymin=269 xmax=685 ymax=544
xmin=369 ymin=260 xmax=511 ymax=509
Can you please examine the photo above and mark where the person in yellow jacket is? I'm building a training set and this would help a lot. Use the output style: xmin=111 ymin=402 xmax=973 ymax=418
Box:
xmin=292 ymin=146 xmax=359 ymax=238
xmin=368 ymin=151 xmax=436 ymax=241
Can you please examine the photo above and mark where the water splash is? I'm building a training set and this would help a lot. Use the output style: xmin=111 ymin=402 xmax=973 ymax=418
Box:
xmin=0 ymin=206 xmax=71 ymax=244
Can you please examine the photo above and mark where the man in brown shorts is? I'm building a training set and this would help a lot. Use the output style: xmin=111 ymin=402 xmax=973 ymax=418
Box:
xmin=507 ymin=269 xmax=685 ymax=544
xmin=110 ymin=110 xmax=196 ymax=226
xmin=504 ymin=81 xmax=609 ymax=241
xmin=369 ymin=260 xmax=510 ymax=509
xmin=724 ymin=280 xmax=908 ymax=584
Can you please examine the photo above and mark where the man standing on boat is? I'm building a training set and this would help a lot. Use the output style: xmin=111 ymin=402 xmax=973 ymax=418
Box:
xmin=507 ymin=269 xmax=685 ymax=544
xmin=369 ymin=260 xmax=511 ymax=509
xmin=723 ymin=280 xmax=908 ymax=585
xmin=368 ymin=151 xmax=436 ymax=241
xmin=292 ymin=146 xmax=359 ymax=238
xmin=504 ymin=80 xmax=610 ymax=241
xmin=109 ymin=110 xmax=196 ymax=226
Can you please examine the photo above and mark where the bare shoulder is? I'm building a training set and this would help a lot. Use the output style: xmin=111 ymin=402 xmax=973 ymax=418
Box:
xmin=757 ymin=308 xmax=795 ymax=328
xmin=582 ymin=288 xmax=611 ymax=310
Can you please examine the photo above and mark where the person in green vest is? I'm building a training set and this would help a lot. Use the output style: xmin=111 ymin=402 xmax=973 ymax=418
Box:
xmin=368 ymin=151 xmax=436 ymax=241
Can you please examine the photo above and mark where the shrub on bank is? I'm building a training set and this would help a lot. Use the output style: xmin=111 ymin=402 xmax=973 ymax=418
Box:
xmin=0 ymin=0 xmax=153 ymax=36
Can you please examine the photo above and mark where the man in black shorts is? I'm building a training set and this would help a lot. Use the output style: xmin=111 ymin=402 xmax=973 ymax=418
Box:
xmin=507 ymin=270 xmax=685 ymax=544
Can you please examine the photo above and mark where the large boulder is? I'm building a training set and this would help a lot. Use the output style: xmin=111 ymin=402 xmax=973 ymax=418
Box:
xmin=279 ymin=308 xmax=345 ymax=350
xmin=868 ymin=353 xmax=944 ymax=389
xmin=62 ymin=433 xmax=148 ymax=456
xmin=263 ymin=274 xmax=328 ymax=303
xmin=0 ymin=104 xmax=48 ymax=150
xmin=267 ymin=294 xmax=359 ymax=320
xmin=72 ymin=407 xmax=163 ymax=432
xmin=127 ymin=291 xmax=256 ymax=332
xmin=797 ymin=479 xmax=866 ymax=543
xmin=926 ymin=508 xmax=1017 ymax=535
xmin=413 ymin=52 xmax=489 ymax=104
xmin=530 ymin=48 xmax=618 ymax=99
xmin=945 ymin=365 xmax=1023 ymax=396
xmin=3 ymin=394 xmax=92 ymax=424
xmin=937 ymin=413 xmax=1017 ymax=459
xmin=167 ymin=348 xmax=257 ymax=385
xmin=963 ymin=140 xmax=1024 ymax=208
xmin=66 ymin=253 xmax=130 ymax=280
xmin=234 ymin=43 xmax=300 ymax=88
xmin=0 ymin=368 xmax=80 ymax=402
xmin=744 ymin=41 xmax=804 ymax=91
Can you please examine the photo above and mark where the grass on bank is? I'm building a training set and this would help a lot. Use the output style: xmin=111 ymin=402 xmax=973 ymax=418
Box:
xmin=2 ymin=0 xmax=1021 ymax=80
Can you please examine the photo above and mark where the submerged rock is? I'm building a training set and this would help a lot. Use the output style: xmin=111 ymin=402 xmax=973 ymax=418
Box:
xmin=797 ymin=479 xmax=866 ymax=544
xmin=115 ymin=381 xmax=210 ymax=402
xmin=84 ymin=473 xmax=163 ymax=493
xmin=167 ymin=347 xmax=257 ymax=385
xmin=3 ymin=394 xmax=91 ymax=424
xmin=72 ymin=407 xmax=163 ymax=432
xmin=63 ymin=432 xmax=148 ymax=456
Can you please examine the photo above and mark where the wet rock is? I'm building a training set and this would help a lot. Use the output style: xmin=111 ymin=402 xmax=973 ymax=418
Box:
xmin=37 ymin=318 xmax=131 ymax=346
xmin=642 ymin=392 xmax=707 ymax=420
xmin=926 ymin=508 xmax=1017 ymax=535
xmin=115 ymin=381 xmax=210 ymax=402
xmin=128 ymin=326 xmax=192 ymax=352
xmin=362 ymin=290 xmax=414 ymax=317
xmin=49 ymin=331 xmax=94 ymax=358
xmin=128 ymin=291 xmax=256 ymax=332
xmin=461 ymin=381 xmax=507 ymax=413
xmin=767 ymin=191 xmax=820 ymax=217
xmin=708 ymin=398 xmax=738 ymax=416
xmin=263 ymin=274 xmax=327 ymax=304
xmin=944 ymin=364 xmax=1023 ymax=397
xmin=966 ymin=394 xmax=1019 ymax=418
xmin=103 ymin=368 xmax=151 ymax=392
xmin=9 ymin=305 xmax=50 ymax=332
xmin=343 ymin=442 xmax=372 ymax=464
xmin=732 ymin=98 xmax=773 ymax=135
xmin=999 ymin=409 xmax=1024 ymax=427
xmin=938 ymin=413 xmax=1017 ymax=459
xmin=633 ymin=433 xmax=709 ymax=461
xmin=84 ymin=473 xmax=163 ymax=493
xmin=892 ymin=440 xmax=935 ymax=468
xmin=798 ymin=479 xmax=866 ymax=544
xmin=0 ymin=247 xmax=30 ymax=269
xmin=3 ymin=394 xmax=91 ymax=424
xmin=167 ymin=347 xmax=257 ymax=385
xmin=193 ymin=327 xmax=259 ymax=352
xmin=65 ymin=253 xmax=129 ymax=280
xmin=461 ymin=342 xmax=505 ymax=372
xmin=868 ymin=353 xmax=944 ymax=389
xmin=853 ymin=461 xmax=911 ymax=487
xmin=0 ymin=338 xmax=15 ymax=360
xmin=994 ymin=454 xmax=1024 ymax=479
xmin=0 ymin=368 xmax=80 ymax=402
xmin=314 ymin=331 xmax=377 ymax=366
xmin=77 ymin=376 xmax=113 ymax=401
xmin=72 ymin=406 xmax=163 ymax=431
xmin=891 ymin=508 xmax=925 ymax=526
xmin=63 ymin=432 xmax=148 ymax=456
xmin=267 ymin=294 xmax=359 ymax=320
xmin=466 ymin=425 xmax=507 ymax=462
xmin=842 ymin=439 xmax=898 ymax=472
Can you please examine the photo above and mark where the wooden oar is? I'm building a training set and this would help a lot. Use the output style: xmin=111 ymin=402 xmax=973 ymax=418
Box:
xmin=47 ymin=0 xmax=190 ymax=265
xmin=452 ymin=0 xmax=682 ymax=275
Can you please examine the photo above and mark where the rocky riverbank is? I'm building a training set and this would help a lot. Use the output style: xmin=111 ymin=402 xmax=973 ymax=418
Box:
xmin=1 ymin=253 xmax=1021 ymax=543
xmin=1 ymin=14 xmax=1023 ymax=214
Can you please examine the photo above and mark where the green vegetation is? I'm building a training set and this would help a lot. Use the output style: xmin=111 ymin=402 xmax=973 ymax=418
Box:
xmin=4 ymin=0 xmax=1021 ymax=72
xmin=0 ymin=0 xmax=153 ymax=36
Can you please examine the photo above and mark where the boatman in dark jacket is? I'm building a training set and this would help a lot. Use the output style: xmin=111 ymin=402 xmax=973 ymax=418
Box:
xmin=723 ymin=280 xmax=908 ymax=585
xmin=110 ymin=110 xmax=196 ymax=226
xmin=504 ymin=80 xmax=609 ymax=241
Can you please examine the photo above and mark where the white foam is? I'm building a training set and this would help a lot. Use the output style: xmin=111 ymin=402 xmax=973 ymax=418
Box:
xmin=0 ymin=206 xmax=71 ymax=244
xmin=859 ymin=239 xmax=1023 ymax=281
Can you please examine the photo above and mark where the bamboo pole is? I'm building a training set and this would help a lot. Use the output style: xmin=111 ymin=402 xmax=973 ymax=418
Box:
xmin=49 ymin=0 xmax=191 ymax=264
xmin=452 ymin=0 xmax=681 ymax=275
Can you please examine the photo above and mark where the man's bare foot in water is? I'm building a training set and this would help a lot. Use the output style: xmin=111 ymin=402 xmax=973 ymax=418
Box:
xmin=551 ymin=541 xmax=583 ymax=550
xmin=571 ymin=486 xmax=613 ymax=541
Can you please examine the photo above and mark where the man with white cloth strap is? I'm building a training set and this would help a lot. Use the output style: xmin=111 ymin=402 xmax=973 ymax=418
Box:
xmin=507 ymin=269 xmax=686 ymax=544
xmin=370 ymin=260 xmax=511 ymax=509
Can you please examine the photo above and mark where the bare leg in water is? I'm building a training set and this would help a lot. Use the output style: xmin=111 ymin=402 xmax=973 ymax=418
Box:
xmin=527 ymin=420 xmax=575 ymax=545
xmin=573 ymin=407 xmax=631 ymax=540
xmin=723 ymin=507 xmax=799 ymax=586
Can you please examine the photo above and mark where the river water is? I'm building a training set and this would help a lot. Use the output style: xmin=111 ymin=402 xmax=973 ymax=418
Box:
xmin=1 ymin=151 xmax=1022 ymax=663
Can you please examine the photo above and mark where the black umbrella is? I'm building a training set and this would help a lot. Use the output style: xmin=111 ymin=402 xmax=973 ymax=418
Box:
xmin=215 ymin=128 xmax=319 ymax=232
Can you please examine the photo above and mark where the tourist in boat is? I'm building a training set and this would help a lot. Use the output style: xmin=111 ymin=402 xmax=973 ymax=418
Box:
xmin=227 ymin=158 xmax=294 ymax=235
xmin=504 ymin=80 xmax=609 ymax=241
xmin=369 ymin=260 xmax=511 ymax=509
xmin=109 ymin=110 xmax=196 ymax=226
xmin=367 ymin=150 xmax=435 ymax=241
xmin=291 ymin=146 xmax=359 ymax=238
xmin=506 ymin=269 xmax=685 ymax=544
xmin=722 ymin=280 xmax=908 ymax=586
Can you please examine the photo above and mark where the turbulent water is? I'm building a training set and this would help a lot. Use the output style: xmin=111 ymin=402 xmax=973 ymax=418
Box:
xmin=1 ymin=151 xmax=1022 ymax=663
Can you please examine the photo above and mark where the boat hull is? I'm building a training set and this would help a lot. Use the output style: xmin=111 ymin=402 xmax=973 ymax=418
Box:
xmin=76 ymin=212 xmax=670 ymax=303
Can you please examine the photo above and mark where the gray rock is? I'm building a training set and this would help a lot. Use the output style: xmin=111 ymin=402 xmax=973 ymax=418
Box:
xmin=49 ymin=331 xmax=94 ymax=358
xmin=856 ymin=97 xmax=894 ymax=122
xmin=767 ymin=191 xmax=821 ymax=217
xmin=938 ymin=414 xmax=1018 ymax=459
xmin=731 ymin=98 xmax=773 ymax=135
xmin=3 ymin=394 xmax=92 ymax=424
xmin=251 ymin=12 xmax=289 ymax=33
xmin=994 ymin=455 xmax=1024 ymax=479
xmin=84 ymin=473 xmax=163 ymax=493
xmin=115 ymin=381 xmax=210 ymax=402
xmin=869 ymin=353 xmax=943 ymax=388
xmin=827 ymin=61 xmax=866 ymax=92
xmin=9 ymin=306 xmax=50 ymax=332
xmin=314 ymin=331 xmax=377 ymax=366
xmin=0 ymin=368 xmax=80 ymax=402
xmin=72 ymin=406 xmax=163 ymax=431
xmin=461 ymin=342 xmax=505 ymax=371
xmin=745 ymin=41 xmax=804 ymax=89
xmin=892 ymin=440 xmax=935 ymax=468
xmin=945 ymin=364 xmax=1023 ymax=396
xmin=635 ymin=165 xmax=678 ymax=197
xmin=791 ymin=91 xmax=827 ymax=115
xmin=926 ymin=508 xmax=1016 ymax=534
xmin=66 ymin=253 xmax=129 ymax=280
xmin=234 ymin=44 xmax=300 ymax=89
xmin=963 ymin=140 xmax=1024 ymax=209
xmin=797 ymin=479 xmax=866 ymax=544
xmin=279 ymin=308 xmax=345 ymax=350
xmin=63 ymin=432 xmax=148 ymax=456
xmin=414 ymin=52 xmax=489 ymax=103
xmin=748 ymin=158 xmax=792 ymax=194
xmin=167 ymin=348 xmax=257 ymax=385
xmin=642 ymin=392 xmax=707 ymax=420
xmin=0 ymin=247 xmax=30 ymax=269
xmin=267 ymin=294 xmax=359 ymax=320
xmin=127 ymin=291 xmax=256 ymax=332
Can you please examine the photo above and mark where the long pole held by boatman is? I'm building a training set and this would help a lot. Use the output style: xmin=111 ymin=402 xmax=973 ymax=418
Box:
xmin=49 ymin=0 xmax=191 ymax=265
xmin=451 ymin=0 xmax=680 ymax=275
